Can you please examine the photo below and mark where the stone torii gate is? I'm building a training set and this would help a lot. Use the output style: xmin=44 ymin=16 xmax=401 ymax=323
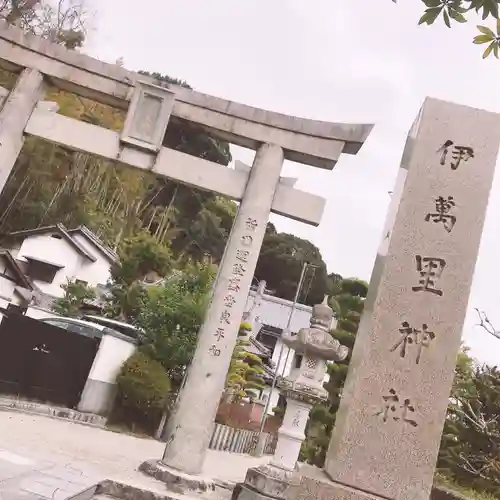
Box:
xmin=0 ymin=21 xmax=373 ymax=480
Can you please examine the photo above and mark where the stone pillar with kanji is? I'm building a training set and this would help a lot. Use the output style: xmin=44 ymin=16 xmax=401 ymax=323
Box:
xmin=287 ymin=98 xmax=500 ymax=500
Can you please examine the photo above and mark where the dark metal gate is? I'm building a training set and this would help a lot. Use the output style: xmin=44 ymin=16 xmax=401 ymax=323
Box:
xmin=0 ymin=312 xmax=99 ymax=408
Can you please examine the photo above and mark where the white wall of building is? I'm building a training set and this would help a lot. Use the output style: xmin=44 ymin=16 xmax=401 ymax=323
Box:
xmin=14 ymin=233 xmax=112 ymax=298
xmin=71 ymin=233 xmax=112 ymax=287
xmin=271 ymin=337 xmax=295 ymax=378
xmin=245 ymin=291 xmax=312 ymax=334
xmin=87 ymin=334 xmax=136 ymax=384
xmin=16 ymin=234 xmax=81 ymax=297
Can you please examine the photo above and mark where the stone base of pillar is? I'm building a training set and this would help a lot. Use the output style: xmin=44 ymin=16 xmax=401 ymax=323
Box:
xmin=286 ymin=465 xmax=386 ymax=500
xmin=138 ymin=459 xmax=215 ymax=494
xmin=233 ymin=464 xmax=300 ymax=500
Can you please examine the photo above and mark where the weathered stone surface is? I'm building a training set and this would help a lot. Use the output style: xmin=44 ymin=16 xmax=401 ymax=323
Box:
xmin=243 ymin=465 xmax=300 ymax=500
xmin=161 ymin=144 xmax=284 ymax=475
xmin=0 ymin=68 xmax=45 ymax=193
xmin=288 ymin=472 xmax=384 ymax=500
xmin=138 ymin=459 xmax=215 ymax=493
xmin=95 ymin=479 xmax=177 ymax=500
xmin=235 ymin=484 xmax=287 ymax=500
xmin=286 ymin=467 xmax=474 ymax=500
xmin=24 ymin=110 xmax=326 ymax=226
xmin=0 ymin=397 xmax=106 ymax=426
xmin=0 ymin=21 xmax=373 ymax=168
xmin=320 ymin=98 xmax=500 ymax=500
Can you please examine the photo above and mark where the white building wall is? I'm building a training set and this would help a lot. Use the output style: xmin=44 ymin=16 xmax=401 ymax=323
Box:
xmin=71 ymin=233 xmax=112 ymax=287
xmin=271 ymin=338 xmax=295 ymax=378
xmin=13 ymin=233 xmax=112 ymax=298
xmin=245 ymin=291 xmax=312 ymax=334
xmin=78 ymin=332 xmax=137 ymax=416
xmin=16 ymin=234 xmax=80 ymax=297
xmin=87 ymin=334 xmax=136 ymax=384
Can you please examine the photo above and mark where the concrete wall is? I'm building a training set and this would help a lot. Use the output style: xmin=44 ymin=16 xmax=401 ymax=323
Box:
xmin=25 ymin=306 xmax=59 ymax=321
xmin=78 ymin=331 xmax=136 ymax=416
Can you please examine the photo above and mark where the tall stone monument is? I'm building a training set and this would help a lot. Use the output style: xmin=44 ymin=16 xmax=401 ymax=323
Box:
xmin=288 ymin=98 xmax=500 ymax=500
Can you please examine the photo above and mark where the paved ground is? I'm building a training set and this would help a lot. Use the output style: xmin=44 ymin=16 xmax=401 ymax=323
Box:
xmin=0 ymin=410 xmax=270 ymax=499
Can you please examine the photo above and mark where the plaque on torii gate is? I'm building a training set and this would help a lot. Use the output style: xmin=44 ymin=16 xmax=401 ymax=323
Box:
xmin=0 ymin=21 xmax=373 ymax=482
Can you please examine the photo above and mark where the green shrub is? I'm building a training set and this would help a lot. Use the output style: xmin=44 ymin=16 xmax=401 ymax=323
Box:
xmin=113 ymin=351 xmax=171 ymax=433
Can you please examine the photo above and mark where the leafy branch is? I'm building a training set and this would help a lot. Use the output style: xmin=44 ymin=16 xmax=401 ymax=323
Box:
xmin=393 ymin=1 xmax=500 ymax=58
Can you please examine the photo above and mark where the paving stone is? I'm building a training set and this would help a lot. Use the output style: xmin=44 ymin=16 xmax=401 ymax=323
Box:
xmin=0 ymin=411 xmax=270 ymax=499
xmin=24 ymin=474 xmax=70 ymax=490
xmin=21 ymin=480 xmax=59 ymax=498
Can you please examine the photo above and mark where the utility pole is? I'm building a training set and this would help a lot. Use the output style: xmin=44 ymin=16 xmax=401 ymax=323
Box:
xmin=253 ymin=261 xmax=310 ymax=455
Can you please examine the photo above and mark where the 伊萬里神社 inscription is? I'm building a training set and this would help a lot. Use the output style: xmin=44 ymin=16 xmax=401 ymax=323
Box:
xmin=389 ymin=321 xmax=436 ymax=365
xmin=412 ymin=255 xmax=447 ymax=296
xmin=425 ymin=196 xmax=457 ymax=233
xmin=438 ymin=140 xmax=474 ymax=170
xmin=375 ymin=389 xmax=418 ymax=428
xmin=311 ymin=100 xmax=500 ymax=500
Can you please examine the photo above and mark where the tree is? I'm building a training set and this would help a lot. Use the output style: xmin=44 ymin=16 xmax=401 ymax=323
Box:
xmin=438 ymin=356 xmax=500 ymax=496
xmin=224 ymin=322 xmax=266 ymax=402
xmin=114 ymin=350 xmax=171 ymax=434
xmin=475 ymin=308 xmax=500 ymax=340
xmin=105 ymin=232 xmax=172 ymax=320
xmin=0 ymin=0 xmax=87 ymax=49
xmin=255 ymin=232 xmax=328 ymax=306
xmin=136 ymin=261 xmax=217 ymax=387
xmin=300 ymin=276 xmax=368 ymax=466
xmin=52 ymin=279 xmax=95 ymax=317
xmin=395 ymin=0 xmax=500 ymax=59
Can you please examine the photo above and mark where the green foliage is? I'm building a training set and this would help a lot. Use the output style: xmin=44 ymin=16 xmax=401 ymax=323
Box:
xmin=473 ymin=22 xmax=500 ymax=58
xmin=105 ymin=232 xmax=173 ymax=320
xmin=438 ymin=359 xmax=500 ymax=496
xmin=255 ymin=233 xmax=328 ymax=306
xmin=225 ymin=323 xmax=266 ymax=401
xmin=300 ymin=275 xmax=367 ymax=466
xmin=112 ymin=232 xmax=172 ymax=286
xmin=435 ymin=473 xmax=498 ymax=500
xmin=114 ymin=351 xmax=171 ymax=433
xmin=401 ymin=1 xmax=500 ymax=58
xmin=136 ymin=261 xmax=217 ymax=386
xmin=52 ymin=279 xmax=96 ymax=317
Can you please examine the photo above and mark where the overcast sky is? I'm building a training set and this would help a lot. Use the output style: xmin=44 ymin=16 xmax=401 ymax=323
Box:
xmin=84 ymin=0 xmax=500 ymax=365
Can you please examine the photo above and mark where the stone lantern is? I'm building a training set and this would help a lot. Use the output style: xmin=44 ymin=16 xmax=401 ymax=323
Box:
xmin=233 ymin=296 xmax=348 ymax=500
